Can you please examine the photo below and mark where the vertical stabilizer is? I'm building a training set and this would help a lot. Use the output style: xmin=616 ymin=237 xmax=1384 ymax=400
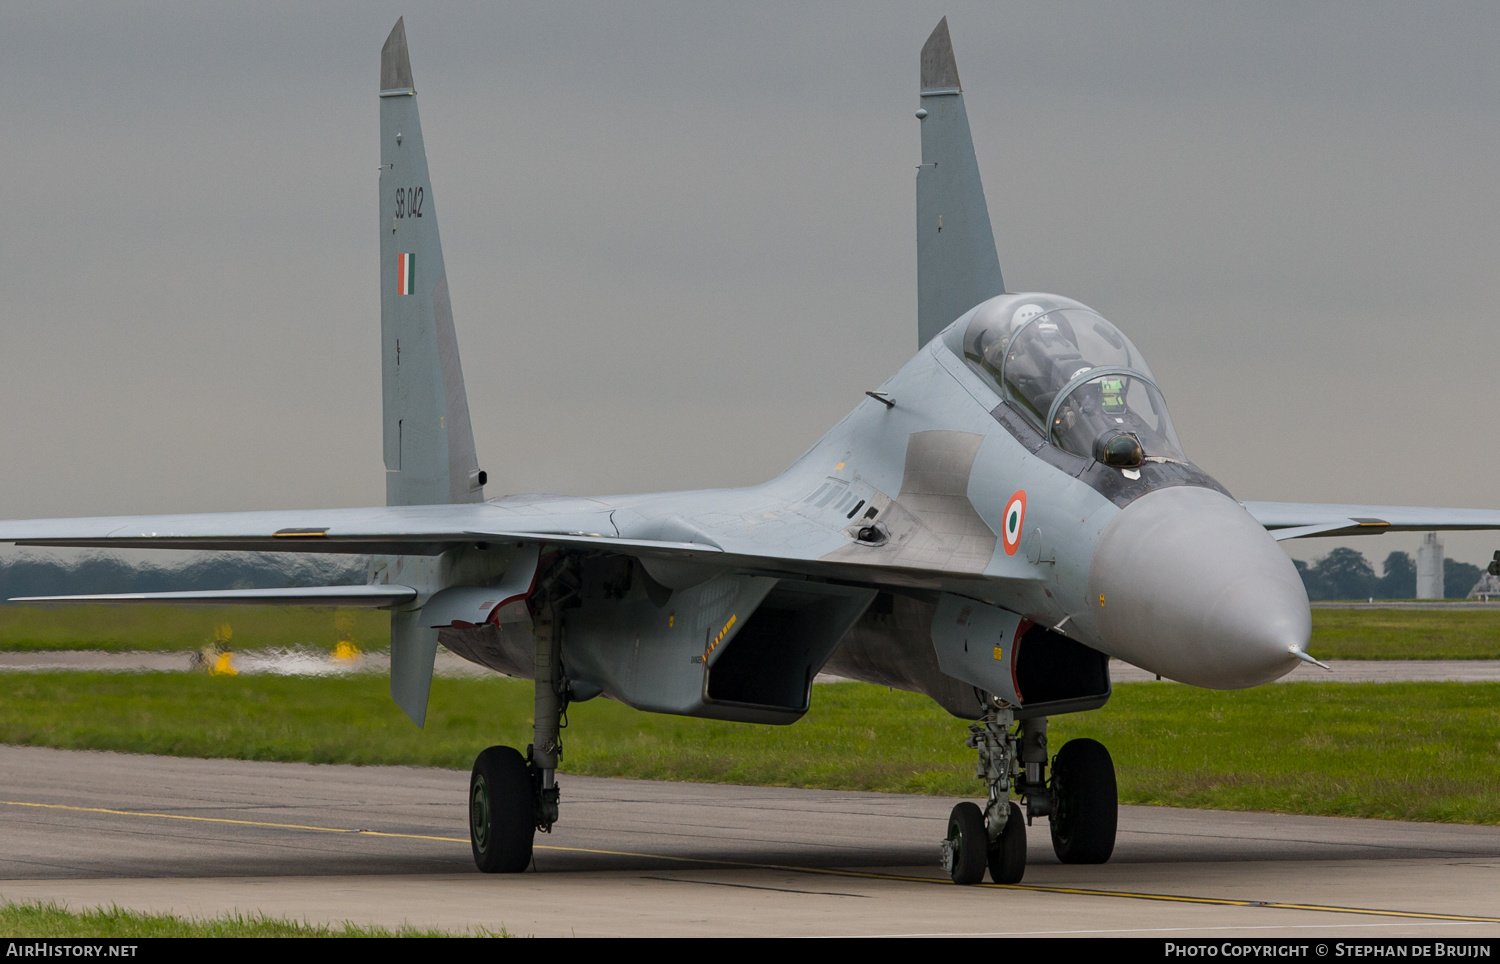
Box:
xmin=380 ymin=18 xmax=485 ymax=507
xmin=916 ymin=17 xmax=1004 ymax=350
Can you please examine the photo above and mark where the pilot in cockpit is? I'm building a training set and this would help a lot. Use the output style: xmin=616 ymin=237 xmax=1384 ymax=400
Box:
xmin=1053 ymin=373 xmax=1175 ymax=460
xmin=961 ymin=296 xmax=1189 ymax=464
xmin=1007 ymin=313 xmax=1090 ymax=419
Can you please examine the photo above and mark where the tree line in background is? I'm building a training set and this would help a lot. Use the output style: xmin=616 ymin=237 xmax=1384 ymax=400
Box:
xmin=0 ymin=552 xmax=366 ymax=601
xmin=1293 ymin=548 xmax=1483 ymax=601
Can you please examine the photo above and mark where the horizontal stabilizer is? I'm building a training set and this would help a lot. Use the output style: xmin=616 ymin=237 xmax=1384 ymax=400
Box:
xmin=10 ymin=585 xmax=417 ymax=607
xmin=1244 ymin=501 xmax=1500 ymax=538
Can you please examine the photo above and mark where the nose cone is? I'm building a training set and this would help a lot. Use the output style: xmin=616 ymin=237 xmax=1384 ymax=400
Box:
xmin=1089 ymin=486 xmax=1310 ymax=689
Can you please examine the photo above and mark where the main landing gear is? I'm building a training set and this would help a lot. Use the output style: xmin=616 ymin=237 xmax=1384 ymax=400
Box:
xmin=941 ymin=708 xmax=1118 ymax=885
xmin=469 ymin=595 xmax=568 ymax=873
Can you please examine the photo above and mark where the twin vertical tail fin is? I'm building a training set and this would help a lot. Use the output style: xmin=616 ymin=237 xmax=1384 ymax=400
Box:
xmin=380 ymin=19 xmax=484 ymax=728
xmin=380 ymin=18 xmax=485 ymax=508
xmin=915 ymin=17 xmax=1005 ymax=350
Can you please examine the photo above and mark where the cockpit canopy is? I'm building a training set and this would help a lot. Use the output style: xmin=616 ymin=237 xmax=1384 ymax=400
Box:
xmin=953 ymin=293 xmax=1186 ymax=463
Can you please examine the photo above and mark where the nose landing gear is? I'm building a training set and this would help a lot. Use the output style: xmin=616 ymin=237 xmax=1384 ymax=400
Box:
xmin=942 ymin=705 xmax=1032 ymax=884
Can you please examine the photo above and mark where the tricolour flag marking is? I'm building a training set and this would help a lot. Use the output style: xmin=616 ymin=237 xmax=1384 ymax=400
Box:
xmin=396 ymin=252 xmax=415 ymax=295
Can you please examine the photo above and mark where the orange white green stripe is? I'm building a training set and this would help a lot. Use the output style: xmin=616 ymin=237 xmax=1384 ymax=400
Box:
xmin=396 ymin=252 xmax=415 ymax=295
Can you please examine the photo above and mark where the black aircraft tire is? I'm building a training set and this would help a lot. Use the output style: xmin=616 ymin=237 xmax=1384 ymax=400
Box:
xmin=470 ymin=745 xmax=535 ymax=873
xmin=946 ymin=802 xmax=988 ymax=885
xmin=1049 ymin=738 xmax=1118 ymax=864
xmin=987 ymin=800 xmax=1027 ymax=884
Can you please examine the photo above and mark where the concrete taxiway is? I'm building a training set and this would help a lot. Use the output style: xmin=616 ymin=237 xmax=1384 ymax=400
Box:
xmin=0 ymin=745 xmax=1497 ymax=937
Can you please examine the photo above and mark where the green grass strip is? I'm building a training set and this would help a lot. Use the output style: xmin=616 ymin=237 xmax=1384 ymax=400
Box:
xmin=1309 ymin=608 xmax=1500 ymax=659
xmin=0 ymin=672 xmax=1496 ymax=824
xmin=0 ymin=900 xmax=492 ymax=937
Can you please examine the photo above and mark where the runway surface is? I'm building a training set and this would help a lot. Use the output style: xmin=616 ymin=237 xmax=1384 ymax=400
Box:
xmin=1 ymin=745 xmax=1497 ymax=937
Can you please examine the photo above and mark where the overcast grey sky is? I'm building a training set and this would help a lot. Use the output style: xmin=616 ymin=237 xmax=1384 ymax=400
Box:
xmin=0 ymin=2 xmax=1497 ymax=567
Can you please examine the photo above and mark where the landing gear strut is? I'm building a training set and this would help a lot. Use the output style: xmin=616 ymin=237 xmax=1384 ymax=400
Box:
xmin=942 ymin=705 xmax=1036 ymax=884
xmin=468 ymin=580 xmax=571 ymax=873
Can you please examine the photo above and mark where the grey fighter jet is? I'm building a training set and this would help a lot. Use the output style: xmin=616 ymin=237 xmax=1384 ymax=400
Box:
xmin=6 ymin=18 xmax=1500 ymax=885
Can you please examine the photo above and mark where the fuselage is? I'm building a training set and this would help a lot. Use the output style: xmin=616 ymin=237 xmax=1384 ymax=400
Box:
xmin=425 ymin=292 xmax=1310 ymax=716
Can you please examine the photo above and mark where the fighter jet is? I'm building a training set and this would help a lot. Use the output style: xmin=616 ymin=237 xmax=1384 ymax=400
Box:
xmin=5 ymin=18 xmax=1500 ymax=885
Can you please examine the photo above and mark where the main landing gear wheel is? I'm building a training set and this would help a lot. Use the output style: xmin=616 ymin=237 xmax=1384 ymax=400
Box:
xmin=987 ymin=800 xmax=1026 ymax=884
xmin=1049 ymin=737 xmax=1117 ymax=864
xmin=943 ymin=801 xmax=987 ymax=885
xmin=470 ymin=745 xmax=535 ymax=873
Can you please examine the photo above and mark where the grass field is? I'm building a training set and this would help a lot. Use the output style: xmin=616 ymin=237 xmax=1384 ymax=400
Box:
xmin=1 ymin=671 xmax=1495 ymax=824
xmin=1308 ymin=608 xmax=1500 ymax=659
xmin=1 ymin=604 xmax=1496 ymax=659
xmin=0 ymin=605 xmax=388 ymax=653
xmin=0 ymin=901 xmax=481 ymax=937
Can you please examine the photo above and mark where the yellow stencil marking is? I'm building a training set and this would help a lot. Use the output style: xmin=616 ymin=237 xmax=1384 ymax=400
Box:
xmin=1099 ymin=594 xmax=1105 ymax=607
xmin=992 ymin=646 xmax=1004 ymax=661
xmin=703 ymin=614 xmax=737 ymax=660
xmin=834 ymin=462 xmax=845 ymax=471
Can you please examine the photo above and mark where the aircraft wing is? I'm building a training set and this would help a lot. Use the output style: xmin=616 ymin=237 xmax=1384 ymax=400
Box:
xmin=1243 ymin=501 xmax=1500 ymax=541
xmin=0 ymin=499 xmax=1022 ymax=600
xmin=0 ymin=503 xmax=614 ymax=556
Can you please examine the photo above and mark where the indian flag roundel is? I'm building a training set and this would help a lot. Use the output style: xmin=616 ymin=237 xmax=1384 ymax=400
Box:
xmin=397 ymin=252 xmax=415 ymax=295
xmin=1001 ymin=489 xmax=1026 ymax=556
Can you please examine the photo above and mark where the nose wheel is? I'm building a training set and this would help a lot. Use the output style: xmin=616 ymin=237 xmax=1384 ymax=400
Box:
xmin=942 ymin=802 xmax=988 ymax=885
xmin=987 ymin=800 xmax=1026 ymax=883
xmin=941 ymin=798 xmax=1026 ymax=885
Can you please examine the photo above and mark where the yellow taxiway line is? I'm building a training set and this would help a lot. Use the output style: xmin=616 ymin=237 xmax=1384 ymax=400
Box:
xmin=6 ymin=799 xmax=1498 ymax=924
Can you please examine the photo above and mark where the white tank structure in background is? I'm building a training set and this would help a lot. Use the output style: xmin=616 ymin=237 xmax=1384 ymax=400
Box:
xmin=1416 ymin=531 xmax=1445 ymax=599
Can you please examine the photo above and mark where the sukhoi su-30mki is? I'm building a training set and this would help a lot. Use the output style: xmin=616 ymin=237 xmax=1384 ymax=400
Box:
xmin=7 ymin=18 xmax=1500 ymax=885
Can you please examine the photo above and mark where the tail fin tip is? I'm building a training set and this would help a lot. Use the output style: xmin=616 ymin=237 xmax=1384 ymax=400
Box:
xmin=381 ymin=17 xmax=414 ymax=91
xmin=921 ymin=17 xmax=960 ymax=92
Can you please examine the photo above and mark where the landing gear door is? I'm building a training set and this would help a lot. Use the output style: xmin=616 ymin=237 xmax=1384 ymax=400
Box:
xmin=930 ymin=593 xmax=1024 ymax=706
